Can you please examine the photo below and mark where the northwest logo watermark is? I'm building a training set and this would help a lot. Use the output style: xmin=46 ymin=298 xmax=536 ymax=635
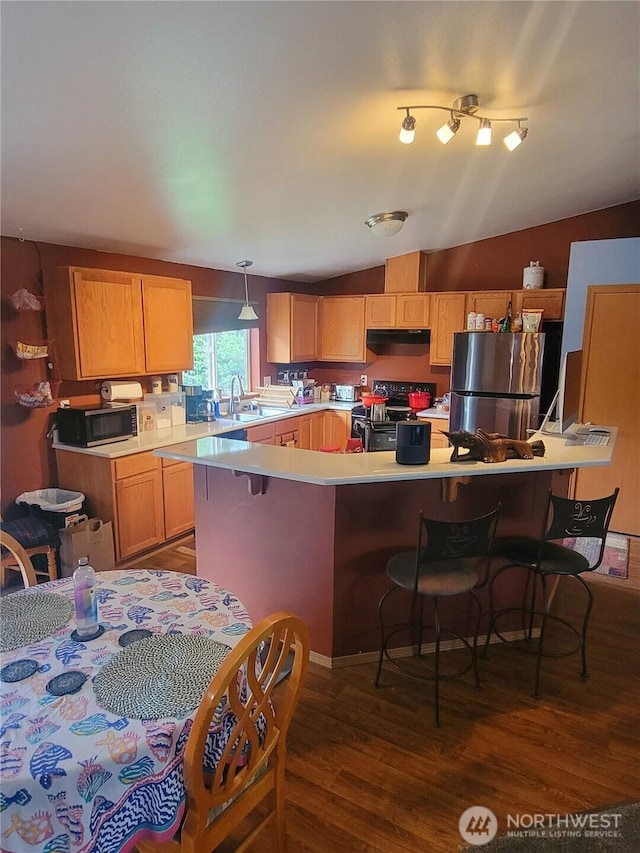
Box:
xmin=459 ymin=807 xmax=624 ymax=846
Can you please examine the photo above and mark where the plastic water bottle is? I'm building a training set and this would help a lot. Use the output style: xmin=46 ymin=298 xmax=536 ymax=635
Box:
xmin=73 ymin=557 xmax=99 ymax=638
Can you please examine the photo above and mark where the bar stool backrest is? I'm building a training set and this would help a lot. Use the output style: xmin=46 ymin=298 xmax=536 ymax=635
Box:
xmin=417 ymin=505 xmax=501 ymax=590
xmin=542 ymin=488 xmax=620 ymax=570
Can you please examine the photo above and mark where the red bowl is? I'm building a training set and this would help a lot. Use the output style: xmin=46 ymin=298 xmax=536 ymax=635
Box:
xmin=360 ymin=394 xmax=388 ymax=407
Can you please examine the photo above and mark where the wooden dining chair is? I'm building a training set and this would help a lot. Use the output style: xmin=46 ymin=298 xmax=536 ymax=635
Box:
xmin=135 ymin=612 xmax=310 ymax=853
xmin=0 ymin=514 xmax=58 ymax=585
xmin=0 ymin=530 xmax=38 ymax=588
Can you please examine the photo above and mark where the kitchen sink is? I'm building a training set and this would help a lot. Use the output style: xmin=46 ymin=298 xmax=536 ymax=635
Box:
xmin=224 ymin=412 xmax=263 ymax=423
xmin=254 ymin=406 xmax=291 ymax=417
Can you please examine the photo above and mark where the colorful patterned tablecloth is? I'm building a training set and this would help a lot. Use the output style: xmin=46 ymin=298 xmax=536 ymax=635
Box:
xmin=0 ymin=570 xmax=252 ymax=853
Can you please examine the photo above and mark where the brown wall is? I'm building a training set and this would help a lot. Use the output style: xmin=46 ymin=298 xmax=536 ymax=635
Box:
xmin=306 ymin=201 xmax=640 ymax=392
xmin=0 ymin=240 xmax=300 ymax=516
xmin=1 ymin=200 xmax=638 ymax=515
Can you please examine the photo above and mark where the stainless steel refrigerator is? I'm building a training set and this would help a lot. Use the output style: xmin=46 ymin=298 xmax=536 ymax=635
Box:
xmin=449 ymin=332 xmax=545 ymax=440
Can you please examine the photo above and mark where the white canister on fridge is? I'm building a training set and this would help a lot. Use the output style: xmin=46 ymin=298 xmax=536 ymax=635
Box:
xmin=523 ymin=260 xmax=544 ymax=290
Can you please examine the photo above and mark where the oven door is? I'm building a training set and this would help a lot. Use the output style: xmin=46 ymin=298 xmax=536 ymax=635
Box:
xmin=364 ymin=423 xmax=397 ymax=452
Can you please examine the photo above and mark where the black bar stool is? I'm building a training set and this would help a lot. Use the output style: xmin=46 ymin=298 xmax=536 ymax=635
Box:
xmin=486 ymin=488 xmax=619 ymax=698
xmin=375 ymin=505 xmax=501 ymax=726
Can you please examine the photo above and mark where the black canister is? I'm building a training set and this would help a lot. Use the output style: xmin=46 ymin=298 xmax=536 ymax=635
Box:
xmin=395 ymin=421 xmax=431 ymax=465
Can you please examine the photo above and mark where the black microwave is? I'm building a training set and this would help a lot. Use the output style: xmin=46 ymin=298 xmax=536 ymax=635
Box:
xmin=56 ymin=404 xmax=138 ymax=447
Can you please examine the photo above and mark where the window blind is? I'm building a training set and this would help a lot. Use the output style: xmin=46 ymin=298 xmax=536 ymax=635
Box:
xmin=192 ymin=297 xmax=259 ymax=334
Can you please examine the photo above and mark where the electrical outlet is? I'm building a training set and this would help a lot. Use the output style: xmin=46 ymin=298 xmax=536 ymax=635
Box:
xmin=263 ymin=376 xmax=271 ymax=387
xmin=360 ymin=374 xmax=368 ymax=386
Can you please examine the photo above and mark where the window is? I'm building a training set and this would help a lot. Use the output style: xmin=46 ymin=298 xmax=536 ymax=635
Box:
xmin=182 ymin=330 xmax=251 ymax=396
xmin=184 ymin=296 xmax=259 ymax=395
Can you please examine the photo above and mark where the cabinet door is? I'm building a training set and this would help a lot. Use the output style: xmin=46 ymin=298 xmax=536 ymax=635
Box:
xmin=162 ymin=461 xmax=195 ymax=540
xmin=142 ymin=276 xmax=193 ymax=372
xmin=417 ymin=417 xmax=450 ymax=448
xmin=466 ymin=291 xmax=512 ymax=321
xmin=397 ymin=294 xmax=430 ymax=328
xmin=320 ymin=297 xmax=366 ymax=361
xmin=573 ymin=285 xmax=640 ymax=535
xmin=290 ymin=295 xmax=319 ymax=361
xmin=46 ymin=267 xmax=145 ymax=379
xmin=115 ymin=467 xmax=164 ymax=559
xmin=323 ymin=410 xmax=350 ymax=449
xmin=384 ymin=252 xmax=427 ymax=293
xmin=298 ymin=415 xmax=311 ymax=449
xmin=513 ymin=289 xmax=565 ymax=320
xmin=366 ymin=295 xmax=396 ymax=328
xmin=267 ymin=293 xmax=318 ymax=363
xmin=310 ymin=412 xmax=324 ymax=451
xmin=246 ymin=423 xmax=275 ymax=444
xmin=430 ymin=293 xmax=466 ymax=365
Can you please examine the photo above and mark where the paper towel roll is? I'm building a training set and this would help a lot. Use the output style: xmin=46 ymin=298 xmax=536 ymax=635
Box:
xmin=100 ymin=381 xmax=143 ymax=401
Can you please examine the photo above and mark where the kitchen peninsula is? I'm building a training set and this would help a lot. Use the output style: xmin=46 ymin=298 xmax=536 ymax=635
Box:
xmin=155 ymin=425 xmax=617 ymax=666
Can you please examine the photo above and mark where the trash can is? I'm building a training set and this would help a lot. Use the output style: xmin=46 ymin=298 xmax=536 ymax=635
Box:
xmin=15 ymin=489 xmax=86 ymax=530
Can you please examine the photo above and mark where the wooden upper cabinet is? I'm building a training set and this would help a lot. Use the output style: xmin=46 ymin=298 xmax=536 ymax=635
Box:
xmin=466 ymin=291 xmax=512 ymax=320
xmin=429 ymin=293 xmax=466 ymax=365
xmin=366 ymin=293 xmax=430 ymax=328
xmin=385 ymin=251 xmax=428 ymax=293
xmin=45 ymin=267 xmax=193 ymax=380
xmin=366 ymin=295 xmax=396 ymax=328
xmin=396 ymin=294 xmax=430 ymax=327
xmin=267 ymin=293 xmax=318 ymax=363
xmin=512 ymin=288 xmax=565 ymax=320
xmin=142 ymin=276 xmax=193 ymax=373
xmin=319 ymin=296 xmax=366 ymax=361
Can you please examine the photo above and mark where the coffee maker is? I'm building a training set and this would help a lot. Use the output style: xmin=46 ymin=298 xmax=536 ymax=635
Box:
xmin=182 ymin=385 xmax=204 ymax=423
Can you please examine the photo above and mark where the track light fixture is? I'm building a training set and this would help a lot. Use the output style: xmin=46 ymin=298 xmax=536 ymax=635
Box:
xmin=236 ymin=260 xmax=258 ymax=321
xmin=397 ymin=94 xmax=528 ymax=150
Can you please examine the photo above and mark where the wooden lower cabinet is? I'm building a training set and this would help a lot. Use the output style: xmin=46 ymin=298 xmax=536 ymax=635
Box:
xmin=417 ymin=417 xmax=450 ymax=449
xmin=275 ymin=416 xmax=299 ymax=448
xmin=298 ymin=411 xmax=324 ymax=450
xmin=56 ymin=447 xmax=195 ymax=563
xmin=323 ymin=410 xmax=351 ymax=449
xmin=246 ymin=422 xmax=275 ymax=444
xmin=161 ymin=459 xmax=195 ymax=541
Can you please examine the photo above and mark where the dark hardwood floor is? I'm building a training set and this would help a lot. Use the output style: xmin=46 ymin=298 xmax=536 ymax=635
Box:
xmin=128 ymin=535 xmax=640 ymax=852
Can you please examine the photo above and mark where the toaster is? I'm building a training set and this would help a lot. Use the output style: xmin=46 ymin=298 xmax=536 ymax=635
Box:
xmin=334 ymin=384 xmax=361 ymax=402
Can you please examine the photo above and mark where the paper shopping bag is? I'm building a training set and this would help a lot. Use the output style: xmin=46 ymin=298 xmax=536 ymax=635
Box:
xmin=59 ymin=518 xmax=116 ymax=576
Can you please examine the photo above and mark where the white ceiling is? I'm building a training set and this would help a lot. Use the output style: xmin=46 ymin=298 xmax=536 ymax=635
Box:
xmin=2 ymin=1 xmax=639 ymax=283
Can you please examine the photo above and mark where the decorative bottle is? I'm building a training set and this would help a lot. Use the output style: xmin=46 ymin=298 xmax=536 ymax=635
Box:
xmin=73 ymin=557 xmax=99 ymax=639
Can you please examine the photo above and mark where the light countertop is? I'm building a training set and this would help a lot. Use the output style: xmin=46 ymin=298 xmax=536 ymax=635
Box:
xmin=415 ymin=407 xmax=450 ymax=419
xmin=154 ymin=424 xmax=618 ymax=487
xmin=51 ymin=402 xmax=356 ymax=459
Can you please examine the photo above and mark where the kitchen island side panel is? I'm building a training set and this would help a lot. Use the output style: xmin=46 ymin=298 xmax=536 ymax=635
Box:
xmin=332 ymin=470 xmax=554 ymax=658
xmin=193 ymin=463 xmax=554 ymax=662
xmin=193 ymin=465 xmax=338 ymax=658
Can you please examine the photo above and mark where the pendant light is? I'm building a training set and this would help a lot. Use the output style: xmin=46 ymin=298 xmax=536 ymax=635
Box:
xmin=236 ymin=260 xmax=258 ymax=321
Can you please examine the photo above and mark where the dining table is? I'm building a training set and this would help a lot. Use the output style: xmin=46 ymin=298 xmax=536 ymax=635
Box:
xmin=0 ymin=569 xmax=253 ymax=853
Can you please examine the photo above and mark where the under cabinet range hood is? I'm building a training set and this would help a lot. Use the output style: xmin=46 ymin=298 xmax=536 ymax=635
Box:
xmin=366 ymin=328 xmax=431 ymax=349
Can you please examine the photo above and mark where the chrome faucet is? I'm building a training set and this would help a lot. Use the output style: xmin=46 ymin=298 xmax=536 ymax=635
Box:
xmin=229 ymin=374 xmax=244 ymax=415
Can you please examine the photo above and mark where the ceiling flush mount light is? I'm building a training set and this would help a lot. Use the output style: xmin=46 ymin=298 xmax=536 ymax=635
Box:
xmin=364 ymin=211 xmax=408 ymax=237
xmin=236 ymin=260 xmax=258 ymax=321
xmin=397 ymin=94 xmax=528 ymax=151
